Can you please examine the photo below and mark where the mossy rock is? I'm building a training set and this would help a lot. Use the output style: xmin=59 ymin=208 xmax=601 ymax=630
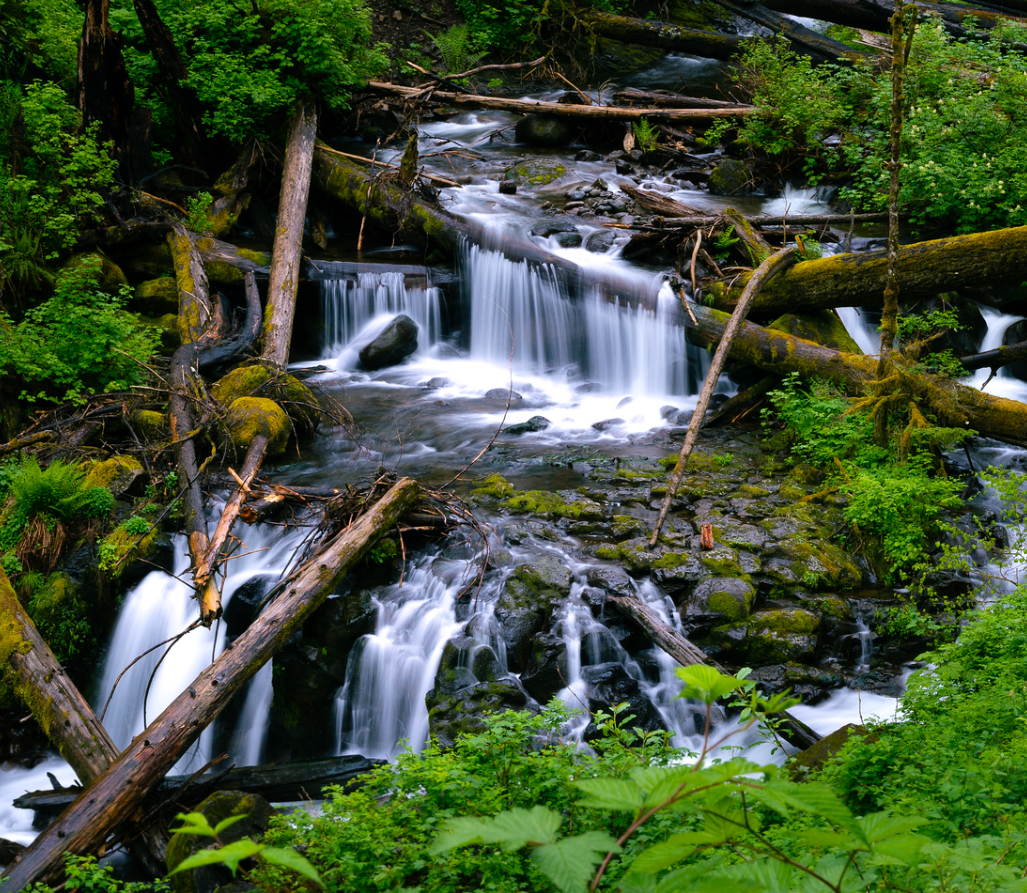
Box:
xmin=99 ymin=524 xmax=161 ymax=585
xmin=131 ymin=312 xmax=180 ymax=353
xmin=224 ymin=397 xmax=290 ymax=455
xmin=166 ymin=790 xmax=273 ymax=893
xmin=767 ymin=537 xmax=862 ymax=591
xmin=131 ymin=410 xmax=169 ymax=442
xmin=62 ymin=251 xmax=128 ymax=292
xmin=689 ymin=577 xmax=757 ymax=624
xmin=700 ymin=546 xmax=750 ymax=581
xmin=212 ymin=365 xmax=272 ymax=404
xmin=133 ymin=277 xmax=179 ymax=313
xmin=789 ymin=723 xmax=871 ymax=778
xmin=214 ymin=366 xmax=320 ymax=437
xmin=472 ymin=473 xmax=516 ymax=499
xmin=745 ymin=607 xmax=820 ymax=663
xmin=508 ymin=557 xmax=573 ymax=598
xmin=426 ymin=679 xmax=532 ymax=750
xmin=84 ymin=456 xmax=143 ymax=498
xmin=504 ymin=158 xmax=569 ymax=186
xmin=769 ymin=311 xmax=862 ymax=353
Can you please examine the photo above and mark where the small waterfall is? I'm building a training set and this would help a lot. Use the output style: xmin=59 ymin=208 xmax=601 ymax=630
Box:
xmin=320 ymin=267 xmax=444 ymax=356
xmin=851 ymin=604 xmax=874 ymax=674
xmin=230 ymin=663 xmax=273 ymax=766
xmin=334 ymin=561 xmax=465 ymax=759
xmin=837 ymin=307 xmax=881 ymax=355
xmin=973 ymin=305 xmax=1026 ymax=391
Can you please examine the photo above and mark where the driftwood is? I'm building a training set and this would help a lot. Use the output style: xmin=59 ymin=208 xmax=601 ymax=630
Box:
xmin=620 ymin=183 xmax=706 ymax=218
xmin=0 ymin=569 xmax=167 ymax=875
xmin=2 ymin=478 xmax=420 ymax=890
xmin=607 ymin=594 xmax=820 ymax=750
xmin=651 ymin=247 xmax=796 ymax=545
xmin=958 ymin=340 xmax=1027 ymax=375
xmin=262 ymin=102 xmax=317 ymax=370
xmin=688 ymin=305 xmax=1027 ymax=448
xmin=705 ymin=225 xmax=1027 ymax=317
xmin=365 ymin=81 xmax=756 ymax=120
xmin=14 ymin=754 xmax=384 ymax=817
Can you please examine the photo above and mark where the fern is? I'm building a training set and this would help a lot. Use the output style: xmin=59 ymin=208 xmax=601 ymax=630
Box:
xmin=432 ymin=24 xmax=485 ymax=75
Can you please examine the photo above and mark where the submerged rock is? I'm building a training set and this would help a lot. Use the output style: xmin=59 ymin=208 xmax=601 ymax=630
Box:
xmin=514 ymin=115 xmax=575 ymax=148
xmin=505 ymin=415 xmax=551 ymax=435
xmin=359 ymin=314 xmax=419 ymax=370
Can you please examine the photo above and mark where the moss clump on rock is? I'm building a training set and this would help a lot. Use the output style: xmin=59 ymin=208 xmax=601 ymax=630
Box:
xmin=131 ymin=410 xmax=169 ymax=442
xmin=83 ymin=456 xmax=143 ymax=498
xmin=213 ymin=366 xmax=320 ymax=437
xmin=62 ymin=251 xmax=128 ymax=291
xmin=224 ymin=397 xmax=290 ymax=455
xmin=132 ymin=277 xmax=178 ymax=313
xmin=769 ymin=311 xmax=863 ymax=353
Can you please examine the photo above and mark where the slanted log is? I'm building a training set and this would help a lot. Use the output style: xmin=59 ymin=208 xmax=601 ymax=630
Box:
xmin=620 ymin=183 xmax=706 ymax=218
xmin=1 ymin=478 xmax=420 ymax=891
xmin=365 ymin=81 xmax=756 ymax=120
xmin=704 ymin=225 xmax=1027 ymax=317
xmin=688 ymin=305 xmax=1027 ymax=448
xmin=655 ymin=212 xmax=888 ymax=228
xmin=607 ymin=594 xmax=820 ymax=749
xmin=959 ymin=340 xmax=1027 ymax=374
xmin=0 ymin=569 xmax=167 ymax=875
xmin=576 ymin=11 xmax=745 ymax=60
xmin=262 ymin=102 xmax=317 ymax=370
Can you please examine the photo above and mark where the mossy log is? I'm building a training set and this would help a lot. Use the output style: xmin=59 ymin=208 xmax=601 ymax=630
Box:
xmin=0 ymin=569 xmax=167 ymax=876
xmin=689 ymin=304 xmax=1027 ymax=448
xmin=1 ymin=478 xmax=419 ymax=892
xmin=575 ymin=10 xmax=745 ymax=60
xmin=705 ymin=225 xmax=1027 ymax=317
xmin=365 ymin=81 xmax=756 ymax=120
xmin=607 ymin=593 xmax=820 ymax=750
xmin=959 ymin=339 xmax=1027 ymax=375
xmin=262 ymin=102 xmax=317 ymax=370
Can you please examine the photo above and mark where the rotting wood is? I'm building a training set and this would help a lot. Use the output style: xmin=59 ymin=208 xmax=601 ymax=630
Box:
xmin=620 ymin=183 xmax=706 ymax=218
xmin=575 ymin=10 xmax=746 ymax=60
xmin=651 ymin=247 xmax=796 ymax=545
xmin=607 ymin=593 xmax=820 ymax=750
xmin=688 ymin=305 xmax=1027 ymax=448
xmin=262 ymin=102 xmax=317 ymax=370
xmin=365 ymin=81 xmax=757 ymax=120
xmin=612 ymin=87 xmax=750 ymax=109
xmin=723 ymin=207 xmax=773 ymax=265
xmin=1 ymin=478 xmax=420 ymax=891
xmin=703 ymin=225 xmax=1027 ymax=317
xmin=0 ymin=568 xmax=168 ymax=876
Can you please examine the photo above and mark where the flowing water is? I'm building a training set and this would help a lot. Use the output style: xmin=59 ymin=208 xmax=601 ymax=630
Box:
xmin=5 ymin=57 xmax=1027 ymax=846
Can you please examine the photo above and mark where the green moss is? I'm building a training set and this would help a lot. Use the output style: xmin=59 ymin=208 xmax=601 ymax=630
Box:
xmin=83 ymin=456 xmax=143 ymax=497
xmin=707 ymin=588 xmax=754 ymax=622
xmin=133 ymin=277 xmax=178 ymax=313
xmin=99 ymin=524 xmax=158 ymax=583
xmin=737 ymin=483 xmax=771 ymax=498
xmin=62 ymin=251 xmax=128 ymax=292
xmin=131 ymin=410 xmax=169 ymax=441
xmin=751 ymin=607 xmax=820 ymax=636
xmin=472 ymin=473 xmax=516 ymax=498
xmin=504 ymin=160 xmax=567 ymax=186
xmin=595 ymin=545 xmax=623 ymax=561
xmin=700 ymin=547 xmax=749 ymax=581
xmin=224 ymin=397 xmax=290 ymax=455
xmin=505 ymin=490 xmax=603 ymax=520
xmin=779 ymin=481 xmax=808 ymax=501
xmin=212 ymin=365 xmax=273 ymax=405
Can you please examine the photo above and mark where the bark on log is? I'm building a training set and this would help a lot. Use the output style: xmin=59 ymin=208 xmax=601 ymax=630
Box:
xmin=607 ymin=594 xmax=821 ymax=750
xmin=958 ymin=340 xmax=1027 ymax=374
xmin=77 ymin=0 xmax=134 ymax=152
xmin=620 ymin=183 xmax=706 ymax=218
xmin=0 ymin=569 xmax=167 ymax=876
xmin=651 ymin=247 xmax=795 ymax=545
xmin=688 ymin=305 xmax=1027 ymax=448
xmin=365 ymin=81 xmax=756 ymax=120
xmin=723 ymin=207 xmax=773 ymax=264
xmin=612 ymin=88 xmax=751 ymax=109
xmin=1 ymin=478 xmax=420 ymax=891
xmin=704 ymin=225 xmax=1027 ymax=317
xmin=576 ymin=10 xmax=745 ymax=60
xmin=654 ymin=213 xmax=888 ymax=228
xmin=262 ymin=103 xmax=318 ymax=370
xmin=194 ymin=270 xmax=262 ymax=373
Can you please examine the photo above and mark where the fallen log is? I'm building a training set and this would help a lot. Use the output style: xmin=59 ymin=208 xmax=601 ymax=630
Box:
xmin=575 ymin=10 xmax=745 ymax=61
xmin=365 ymin=81 xmax=756 ymax=120
xmin=655 ymin=212 xmax=888 ymax=228
xmin=612 ymin=88 xmax=751 ymax=109
xmin=620 ymin=183 xmax=706 ymax=218
xmin=704 ymin=225 xmax=1027 ymax=317
xmin=652 ymin=247 xmax=795 ymax=545
xmin=958 ymin=340 xmax=1027 ymax=374
xmin=1 ymin=478 xmax=420 ymax=891
xmin=607 ymin=594 xmax=820 ymax=750
xmin=194 ymin=270 xmax=262 ymax=373
xmin=0 ymin=569 xmax=167 ymax=875
xmin=262 ymin=102 xmax=317 ymax=370
xmin=14 ymin=754 xmax=384 ymax=816
xmin=688 ymin=305 xmax=1027 ymax=448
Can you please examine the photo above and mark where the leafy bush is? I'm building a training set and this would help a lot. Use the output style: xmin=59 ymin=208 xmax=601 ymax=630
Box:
xmin=0 ymin=257 xmax=159 ymax=403
xmin=24 ymin=853 xmax=168 ymax=893
xmin=431 ymin=24 xmax=485 ymax=75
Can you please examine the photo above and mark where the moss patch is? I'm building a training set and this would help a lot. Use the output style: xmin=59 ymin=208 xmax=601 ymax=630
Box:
xmin=83 ymin=456 xmax=143 ymax=497
xmin=224 ymin=397 xmax=290 ymax=455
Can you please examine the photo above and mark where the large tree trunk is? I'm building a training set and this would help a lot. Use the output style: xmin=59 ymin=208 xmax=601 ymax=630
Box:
xmin=366 ymin=81 xmax=755 ymax=120
xmin=704 ymin=225 xmax=1027 ymax=317
xmin=689 ymin=305 xmax=1027 ymax=448
xmin=261 ymin=103 xmax=317 ymax=370
xmin=607 ymin=594 xmax=821 ymax=749
xmin=1 ymin=478 xmax=420 ymax=891
xmin=77 ymin=0 xmax=134 ymax=151
xmin=0 ymin=569 xmax=167 ymax=876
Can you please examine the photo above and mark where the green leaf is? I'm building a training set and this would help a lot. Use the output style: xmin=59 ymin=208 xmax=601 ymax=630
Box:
xmin=629 ymin=832 xmax=722 ymax=874
xmin=573 ymin=778 xmax=644 ymax=812
xmin=676 ymin=666 xmax=744 ymax=705
xmin=213 ymin=814 xmax=249 ymax=836
xmin=530 ymin=832 xmax=619 ymax=893
xmin=261 ymin=846 xmax=325 ymax=888
xmin=170 ymin=839 xmax=265 ymax=877
xmin=723 ymin=857 xmax=794 ymax=892
xmin=171 ymin=812 xmax=218 ymax=837
xmin=430 ymin=806 xmax=562 ymax=854
xmin=755 ymin=780 xmax=866 ymax=844
xmin=856 ymin=811 xmax=927 ymax=843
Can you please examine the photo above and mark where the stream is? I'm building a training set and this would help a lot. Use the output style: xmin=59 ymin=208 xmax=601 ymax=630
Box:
xmin=3 ymin=51 xmax=1027 ymax=851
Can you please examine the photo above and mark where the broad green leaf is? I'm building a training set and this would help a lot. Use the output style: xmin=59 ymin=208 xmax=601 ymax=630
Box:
xmin=857 ymin=811 xmax=927 ymax=843
xmin=530 ymin=832 xmax=619 ymax=893
xmin=618 ymin=873 xmax=659 ymax=893
xmin=261 ymin=846 xmax=325 ymax=888
xmin=170 ymin=839 xmax=264 ymax=877
xmin=574 ymin=778 xmax=643 ymax=812
xmin=723 ymin=856 xmax=795 ymax=892
xmin=758 ymin=780 xmax=866 ymax=844
xmin=429 ymin=816 xmax=492 ymax=854
xmin=170 ymin=812 xmax=218 ymax=837
xmin=633 ymin=759 xmax=760 ymax=808
xmin=792 ymin=828 xmax=861 ymax=850
xmin=430 ymin=806 xmax=562 ymax=855
xmin=629 ymin=831 xmax=722 ymax=874
xmin=868 ymin=832 xmax=931 ymax=863
xmin=212 ymin=814 xmax=248 ymax=836
xmin=676 ymin=666 xmax=744 ymax=705
xmin=654 ymin=856 xmax=741 ymax=893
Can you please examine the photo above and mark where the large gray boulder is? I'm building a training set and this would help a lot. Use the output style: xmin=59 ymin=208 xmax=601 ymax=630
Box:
xmin=359 ymin=314 xmax=418 ymax=370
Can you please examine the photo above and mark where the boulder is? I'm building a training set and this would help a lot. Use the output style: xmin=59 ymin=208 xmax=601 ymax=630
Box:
xmin=581 ymin=662 xmax=667 ymax=743
xmin=166 ymin=790 xmax=273 ymax=893
xmin=768 ymin=311 xmax=862 ymax=353
xmin=530 ymin=220 xmax=578 ymax=238
xmin=684 ymin=576 xmax=757 ymax=628
xmin=788 ymin=723 xmax=871 ymax=777
xmin=506 ymin=159 xmax=569 ymax=187
xmin=213 ymin=366 xmax=320 ymax=437
xmin=585 ymin=230 xmax=617 ymax=253
xmin=494 ymin=559 xmax=571 ymax=672
xmin=520 ymin=633 xmax=570 ymax=704
xmin=84 ymin=456 xmax=144 ymax=497
xmin=505 ymin=415 xmax=551 ymax=435
xmin=1003 ymin=319 xmax=1027 ymax=381
xmin=133 ymin=277 xmax=179 ymax=313
xmin=426 ymin=679 xmax=533 ymax=750
xmin=514 ymin=115 xmax=575 ymax=148
xmin=708 ymin=158 xmax=751 ymax=196
xmin=224 ymin=397 xmax=290 ymax=455
xmin=359 ymin=314 xmax=419 ymax=370
xmin=745 ymin=607 xmax=821 ymax=664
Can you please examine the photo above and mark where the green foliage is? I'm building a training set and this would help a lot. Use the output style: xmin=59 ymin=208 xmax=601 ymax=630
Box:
xmin=122 ymin=515 xmax=151 ymax=536
xmin=24 ymin=853 xmax=168 ymax=893
xmin=155 ymin=0 xmax=387 ymax=143
xmin=431 ymin=24 xmax=485 ymax=75
xmin=632 ymin=117 xmax=659 ymax=153
xmin=452 ymin=0 xmax=548 ymax=54
xmin=184 ymin=191 xmax=214 ymax=235
xmin=710 ymin=229 xmax=739 ymax=263
xmin=0 ymin=257 xmax=160 ymax=403
xmin=794 ymin=232 xmax=823 ymax=261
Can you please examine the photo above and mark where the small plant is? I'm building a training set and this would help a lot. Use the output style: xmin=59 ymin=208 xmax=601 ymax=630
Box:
xmin=184 ymin=192 xmax=214 ymax=235
xmin=713 ymin=452 xmax=734 ymax=468
xmin=794 ymin=232 xmax=823 ymax=261
xmin=431 ymin=24 xmax=485 ymax=75
xmin=631 ymin=117 xmax=660 ymax=153
xmin=711 ymin=228 xmax=740 ymax=262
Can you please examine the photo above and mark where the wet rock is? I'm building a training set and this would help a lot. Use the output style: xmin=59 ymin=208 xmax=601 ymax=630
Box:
xmin=359 ymin=314 xmax=418 ymax=370
xmin=650 ymin=551 xmax=706 ymax=599
xmin=920 ymin=568 xmax=975 ymax=601
xmin=166 ymin=790 xmax=273 ymax=893
xmin=521 ymin=633 xmax=570 ymax=703
xmin=581 ymin=663 xmax=667 ymax=742
xmin=426 ymin=679 xmax=533 ymax=750
xmin=495 ymin=558 xmax=571 ymax=671
xmin=745 ymin=607 xmax=821 ymax=664
xmin=615 ymin=159 xmax=634 ymax=175
xmin=575 ymin=149 xmax=602 ymax=162
xmin=62 ymin=251 xmax=128 ymax=292
xmin=769 ymin=311 xmax=862 ymax=353
xmin=222 ymin=577 xmax=268 ymax=640
xmin=424 ymin=377 xmax=451 ymax=389
xmin=586 ymin=565 xmax=635 ymax=598
xmin=212 ymin=367 xmax=320 ymax=437
xmin=585 ymin=230 xmax=617 ymax=253
xmin=748 ymin=663 xmax=843 ymax=705
xmin=789 ymin=723 xmax=870 ymax=778
xmin=133 ymin=276 xmax=179 ymax=313
xmin=485 ymin=387 xmax=522 ymax=400
xmin=1003 ymin=319 xmax=1027 ymax=381
xmin=555 ymin=231 xmax=583 ymax=247
xmin=708 ymin=158 xmax=751 ymax=196
xmin=505 ymin=415 xmax=551 ymax=435
xmin=514 ymin=115 xmax=575 ymax=148
xmin=531 ymin=219 xmax=579 ymax=238
xmin=660 ymin=405 xmax=679 ymax=420
xmin=685 ymin=577 xmax=757 ymax=628
xmin=499 ymin=180 xmax=517 ymax=195
xmin=592 ymin=418 xmax=625 ymax=432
